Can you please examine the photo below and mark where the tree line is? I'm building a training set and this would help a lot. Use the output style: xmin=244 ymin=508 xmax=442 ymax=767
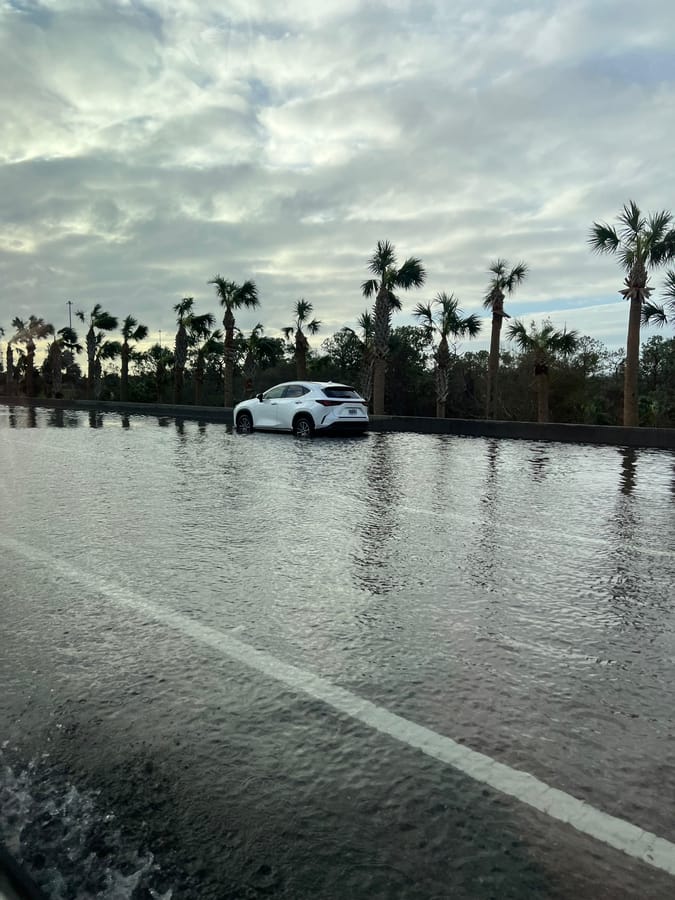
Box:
xmin=2 ymin=201 xmax=675 ymax=427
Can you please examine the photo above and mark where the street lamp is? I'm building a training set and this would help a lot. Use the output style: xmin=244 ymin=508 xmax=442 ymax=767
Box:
xmin=66 ymin=300 xmax=73 ymax=329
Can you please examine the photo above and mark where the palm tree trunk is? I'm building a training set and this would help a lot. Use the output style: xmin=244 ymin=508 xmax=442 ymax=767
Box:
xmin=243 ymin=350 xmax=256 ymax=398
xmin=372 ymin=285 xmax=390 ymax=415
xmin=121 ymin=343 xmax=129 ymax=401
xmin=5 ymin=345 xmax=13 ymax=396
xmin=436 ymin=338 xmax=450 ymax=418
xmin=536 ymin=372 xmax=549 ymax=423
xmin=436 ymin=366 xmax=448 ymax=418
xmin=174 ymin=323 xmax=188 ymax=405
xmin=485 ymin=313 xmax=502 ymax=419
xmin=93 ymin=358 xmax=103 ymax=400
xmin=86 ymin=327 xmax=96 ymax=400
xmin=194 ymin=357 xmax=204 ymax=405
xmin=296 ymin=330 xmax=309 ymax=380
xmin=223 ymin=308 xmax=236 ymax=407
xmin=51 ymin=342 xmax=62 ymax=397
xmin=372 ymin=357 xmax=386 ymax=415
xmin=360 ymin=354 xmax=373 ymax=407
xmin=623 ymin=295 xmax=642 ymax=427
xmin=25 ymin=339 xmax=35 ymax=397
xmin=174 ymin=366 xmax=184 ymax=404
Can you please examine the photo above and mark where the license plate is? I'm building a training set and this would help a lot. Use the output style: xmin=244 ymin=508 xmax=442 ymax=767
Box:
xmin=348 ymin=408 xmax=358 ymax=415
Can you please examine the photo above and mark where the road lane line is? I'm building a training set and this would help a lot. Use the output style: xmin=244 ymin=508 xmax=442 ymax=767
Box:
xmin=2 ymin=533 xmax=675 ymax=879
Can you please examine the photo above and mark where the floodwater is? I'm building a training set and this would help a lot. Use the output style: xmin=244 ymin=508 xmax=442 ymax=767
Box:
xmin=0 ymin=405 xmax=674 ymax=899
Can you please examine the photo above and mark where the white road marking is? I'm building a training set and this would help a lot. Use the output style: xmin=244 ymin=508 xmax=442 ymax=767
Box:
xmin=2 ymin=533 xmax=675 ymax=878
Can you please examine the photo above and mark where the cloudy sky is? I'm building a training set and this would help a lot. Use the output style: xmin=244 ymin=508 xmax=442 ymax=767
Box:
xmin=2 ymin=0 xmax=675 ymax=355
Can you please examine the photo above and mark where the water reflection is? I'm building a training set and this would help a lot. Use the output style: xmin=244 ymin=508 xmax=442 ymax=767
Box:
xmin=352 ymin=433 xmax=400 ymax=596
xmin=88 ymin=410 xmax=103 ymax=429
xmin=466 ymin=439 xmax=501 ymax=593
xmin=2 ymin=406 xmax=37 ymax=428
xmin=529 ymin=444 xmax=550 ymax=483
xmin=610 ymin=447 xmax=643 ymax=622
xmin=121 ymin=414 xmax=130 ymax=429
xmin=46 ymin=408 xmax=81 ymax=428
xmin=619 ymin=447 xmax=637 ymax=496
xmin=48 ymin=408 xmax=65 ymax=428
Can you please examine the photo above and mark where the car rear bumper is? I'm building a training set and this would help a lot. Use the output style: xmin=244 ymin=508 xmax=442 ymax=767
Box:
xmin=321 ymin=419 xmax=369 ymax=433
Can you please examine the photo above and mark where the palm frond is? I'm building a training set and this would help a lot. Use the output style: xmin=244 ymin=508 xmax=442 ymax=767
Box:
xmin=99 ymin=340 xmax=122 ymax=360
xmin=367 ymin=240 xmax=396 ymax=276
xmin=459 ymin=313 xmax=482 ymax=337
xmin=387 ymin=291 xmax=403 ymax=312
xmin=174 ymin=297 xmax=194 ymax=319
xmin=505 ymin=319 xmax=529 ymax=349
xmin=235 ymin=279 xmax=259 ymax=309
xmin=361 ymin=278 xmax=379 ymax=298
xmin=641 ymin=301 xmax=667 ymax=327
xmin=396 ymin=257 xmax=426 ymax=289
xmin=307 ymin=318 xmax=321 ymax=335
xmin=618 ymin=200 xmax=645 ymax=242
xmin=93 ymin=310 xmax=118 ymax=331
xmin=662 ymin=269 xmax=675 ymax=306
xmin=646 ymin=209 xmax=673 ymax=244
xmin=294 ymin=298 xmax=313 ymax=322
xmin=588 ymin=223 xmax=620 ymax=255
xmin=122 ymin=315 xmax=138 ymax=338
xmin=412 ymin=302 xmax=433 ymax=325
xmin=506 ymin=262 xmax=528 ymax=290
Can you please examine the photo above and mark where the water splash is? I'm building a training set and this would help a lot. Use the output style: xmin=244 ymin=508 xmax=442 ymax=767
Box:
xmin=0 ymin=751 xmax=172 ymax=900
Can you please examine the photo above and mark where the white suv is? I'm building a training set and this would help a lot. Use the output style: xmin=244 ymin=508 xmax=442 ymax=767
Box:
xmin=233 ymin=381 xmax=369 ymax=437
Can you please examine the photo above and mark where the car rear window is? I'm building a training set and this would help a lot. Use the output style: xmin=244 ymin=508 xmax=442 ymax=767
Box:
xmin=322 ymin=386 xmax=361 ymax=399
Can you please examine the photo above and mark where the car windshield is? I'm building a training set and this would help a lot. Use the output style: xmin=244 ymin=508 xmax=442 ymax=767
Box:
xmin=322 ymin=386 xmax=361 ymax=399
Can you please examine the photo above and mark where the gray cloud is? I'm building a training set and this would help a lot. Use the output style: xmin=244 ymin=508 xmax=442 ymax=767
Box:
xmin=2 ymin=0 xmax=675 ymax=353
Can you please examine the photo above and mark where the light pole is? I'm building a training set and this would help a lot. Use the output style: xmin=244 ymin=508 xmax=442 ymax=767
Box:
xmin=66 ymin=300 xmax=73 ymax=329
xmin=158 ymin=329 xmax=162 ymax=348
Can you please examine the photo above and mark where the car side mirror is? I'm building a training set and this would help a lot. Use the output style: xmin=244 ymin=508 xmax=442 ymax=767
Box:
xmin=257 ymin=392 xmax=264 ymax=402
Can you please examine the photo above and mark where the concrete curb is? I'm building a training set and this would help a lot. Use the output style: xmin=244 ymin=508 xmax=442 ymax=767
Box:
xmin=1 ymin=397 xmax=673 ymax=449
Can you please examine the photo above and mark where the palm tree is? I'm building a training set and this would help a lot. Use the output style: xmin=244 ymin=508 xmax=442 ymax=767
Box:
xmin=413 ymin=292 xmax=482 ymax=418
xmin=193 ymin=329 xmax=223 ymax=405
xmin=282 ymin=299 xmax=321 ymax=380
xmin=342 ymin=311 xmax=375 ymax=406
xmin=506 ymin=319 xmax=579 ymax=423
xmin=237 ymin=323 xmax=283 ymax=398
xmin=46 ymin=327 xmax=82 ymax=397
xmin=483 ymin=259 xmax=528 ymax=420
xmin=172 ymin=298 xmax=215 ymax=404
xmin=589 ymin=201 xmax=675 ymax=426
xmin=11 ymin=315 xmax=55 ymax=397
xmin=120 ymin=316 xmax=149 ymax=402
xmin=361 ymin=240 xmax=426 ymax=415
xmin=208 ymin=276 xmax=259 ymax=407
xmin=144 ymin=344 xmax=174 ymax=402
xmin=76 ymin=305 xmax=118 ymax=400
xmin=84 ymin=333 xmax=122 ymax=400
xmin=642 ymin=269 xmax=675 ymax=329
xmin=5 ymin=340 xmax=14 ymax=396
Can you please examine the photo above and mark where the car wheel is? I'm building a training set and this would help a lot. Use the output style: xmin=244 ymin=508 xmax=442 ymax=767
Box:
xmin=293 ymin=414 xmax=314 ymax=438
xmin=236 ymin=411 xmax=254 ymax=434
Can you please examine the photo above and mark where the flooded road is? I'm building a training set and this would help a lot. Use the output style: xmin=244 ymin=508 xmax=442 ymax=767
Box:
xmin=1 ymin=406 xmax=674 ymax=898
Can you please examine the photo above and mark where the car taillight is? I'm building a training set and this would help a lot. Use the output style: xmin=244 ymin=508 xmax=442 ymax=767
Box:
xmin=316 ymin=399 xmax=342 ymax=406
